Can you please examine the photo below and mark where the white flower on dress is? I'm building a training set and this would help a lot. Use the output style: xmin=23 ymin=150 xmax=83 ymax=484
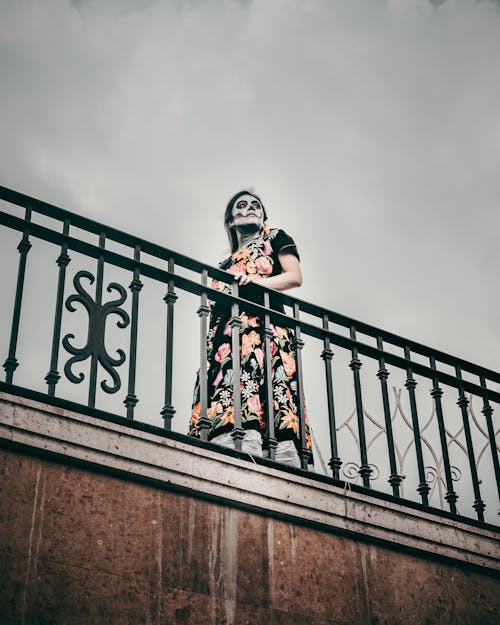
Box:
xmin=241 ymin=387 xmax=253 ymax=400
xmin=242 ymin=381 xmax=258 ymax=399
xmin=273 ymin=387 xmax=286 ymax=403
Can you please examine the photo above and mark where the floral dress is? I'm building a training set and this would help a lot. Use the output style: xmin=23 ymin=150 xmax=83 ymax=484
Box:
xmin=188 ymin=225 xmax=312 ymax=458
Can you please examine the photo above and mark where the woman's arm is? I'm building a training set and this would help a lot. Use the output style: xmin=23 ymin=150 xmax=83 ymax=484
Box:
xmin=234 ymin=253 xmax=302 ymax=291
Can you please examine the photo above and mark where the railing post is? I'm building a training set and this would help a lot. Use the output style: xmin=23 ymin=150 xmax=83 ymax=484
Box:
xmin=87 ymin=232 xmax=106 ymax=409
xmin=230 ymin=281 xmax=244 ymax=451
xmin=429 ymin=356 xmax=458 ymax=514
xmin=404 ymin=346 xmax=430 ymax=506
xmin=196 ymin=269 xmax=211 ymax=441
xmin=124 ymin=245 xmax=143 ymax=420
xmin=455 ymin=366 xmax=485 ymax=522
xmin=293 ymin=303 xmax=310 ymax=470
xmin=263 ymin=292 xmax=277 ymax=461
xmin=349 ymin=325 xmax=371 ymax=487
xmin=45 ymin=218 xmax=71 ymax=395
xmin=376 ymin=336 xmax=403 ymax=498
xmin=321 ymin=315 xmax=341 ymax=479
xmin=480 ymin=375 xmax=500 ymax=504
xmin=160 ymin=257 xmax=177 ymax=429
xmin=3 ymin=205 xmax=32 ymax=384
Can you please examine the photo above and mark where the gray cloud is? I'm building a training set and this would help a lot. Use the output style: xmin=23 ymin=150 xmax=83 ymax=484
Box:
xmin=1 ymin=0 xmax=499 ymax=369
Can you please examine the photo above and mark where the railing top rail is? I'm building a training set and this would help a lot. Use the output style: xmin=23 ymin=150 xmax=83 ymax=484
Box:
xmin=1 ymin=184 xmax=499 ymax=387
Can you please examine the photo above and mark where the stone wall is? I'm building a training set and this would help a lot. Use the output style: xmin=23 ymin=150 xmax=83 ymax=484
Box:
xmin=0 ymin=390 xmax=499 ymax=624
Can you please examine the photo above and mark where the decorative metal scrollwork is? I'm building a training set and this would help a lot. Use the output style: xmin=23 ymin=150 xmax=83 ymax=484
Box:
xmin=425 ymin=465 xmax=462 ymax=484
xmin=342 ymin=461 xmax=380 ymax=482
xmin=62 ymin=270 xmax=130 ymax=393
xmin=425 ymin=465 xmax=462 ymax=509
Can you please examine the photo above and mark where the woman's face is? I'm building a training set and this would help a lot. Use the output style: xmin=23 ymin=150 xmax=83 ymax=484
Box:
xmin=230 ymin=194 xmax=264 ymax=229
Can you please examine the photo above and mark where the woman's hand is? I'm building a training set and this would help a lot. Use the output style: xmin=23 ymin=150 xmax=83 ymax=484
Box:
xmin=231 ymin=255 xmax=301 ymax=291
xmin=232 ymin=272 xmax=263 ymax=286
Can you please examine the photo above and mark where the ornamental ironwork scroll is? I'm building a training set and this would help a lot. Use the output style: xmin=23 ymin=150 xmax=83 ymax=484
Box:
xmin=335 ymin=386 xmax=499 ymax=513
xmin=62 ymin=270 xmax=130 ymax=395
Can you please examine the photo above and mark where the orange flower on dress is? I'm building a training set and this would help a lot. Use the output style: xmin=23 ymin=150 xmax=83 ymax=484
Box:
xmin=228 ymin=262 xmax=247 ymax=275
xmin=242 ymin=331 xmax=261 ymax=357
xmin=221 ymin=406 xmax=234 ymax=426
xmin=233 ymin=248 xmax=251 ymax=261
xmin=280 ymin=350 xmax=296 ymax=378
xmin=306 ymin=431 xmax=312 ymax=450
xmin=211 ymin=278 xmax=229 ymax=292
xmin=191 ymin=402 xmax=201 ymax=427
xmin=207 ymin=402 xmax=223 ymax=419
xmin=280 ymin=411 xmax=299 ymax=433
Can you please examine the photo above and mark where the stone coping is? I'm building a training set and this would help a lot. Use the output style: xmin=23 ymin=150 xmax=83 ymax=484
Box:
xmin=0 ymin=390 xmax=498 ymax=573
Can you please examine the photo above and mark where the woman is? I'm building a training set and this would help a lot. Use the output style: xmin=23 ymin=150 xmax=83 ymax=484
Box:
xmin=188 ymin=190 xmax=311 ymax=467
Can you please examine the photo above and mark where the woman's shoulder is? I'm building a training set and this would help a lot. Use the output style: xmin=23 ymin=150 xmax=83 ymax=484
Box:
xmin=268 ymin=227 xmax=300 ymax=260
xmin=269 ymin=227 xmax=286 ymax=239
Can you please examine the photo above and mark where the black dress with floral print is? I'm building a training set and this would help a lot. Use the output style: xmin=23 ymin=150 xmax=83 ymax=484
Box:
xmin=188 ymin=225 xmax=312 ymax=457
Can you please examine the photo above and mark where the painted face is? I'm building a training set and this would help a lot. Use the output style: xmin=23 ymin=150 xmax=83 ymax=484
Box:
xmin=232 ymin=194 xmax=264 ymax=219
xmin=232 ymin=194 xmax=264 ymax=225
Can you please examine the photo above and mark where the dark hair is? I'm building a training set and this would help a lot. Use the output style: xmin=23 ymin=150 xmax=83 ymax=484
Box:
xmin=223 ymin=190 xmax=268 ymax=256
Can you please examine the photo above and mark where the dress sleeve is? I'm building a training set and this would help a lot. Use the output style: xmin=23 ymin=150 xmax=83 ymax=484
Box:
xmin=272 ymin=229 xmax=300 ymax=261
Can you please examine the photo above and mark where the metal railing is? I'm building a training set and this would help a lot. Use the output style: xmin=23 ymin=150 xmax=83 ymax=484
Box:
xmin=0 ymin=185 xmax=499 ymax=526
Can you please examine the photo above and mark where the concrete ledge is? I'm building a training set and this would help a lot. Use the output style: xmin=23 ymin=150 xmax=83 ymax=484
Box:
xmin=1 ymin=390 xmax=499 ymax=572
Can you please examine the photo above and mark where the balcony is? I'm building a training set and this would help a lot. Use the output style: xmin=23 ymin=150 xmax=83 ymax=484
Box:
xmin=0 ymin=185 xmax=499 ymax=624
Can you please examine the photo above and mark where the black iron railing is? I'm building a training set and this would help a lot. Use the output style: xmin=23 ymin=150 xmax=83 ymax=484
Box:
xmin=0 ymin=185 xmax=499 ymax=526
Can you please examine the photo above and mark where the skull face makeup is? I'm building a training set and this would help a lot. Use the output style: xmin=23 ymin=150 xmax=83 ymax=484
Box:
xmin=232 ymin=194 xmax=264 ymax=219
xmin=223 ymin=190 xmax=268 ymax=254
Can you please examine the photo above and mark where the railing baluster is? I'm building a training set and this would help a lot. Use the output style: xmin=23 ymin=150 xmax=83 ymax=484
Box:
xmin=88 ymin=232 xmax=106 ymax=409
xmin=196 ymin=269 xmax=211 ymax=441
xmin=3 ymin=205 xmax=32 ymax=384
xmin=263 ymin=292 xmax=277 ymax=461
xmin=321 ymin=315 xmax=341 ymax=479
xmin=45 ymin=218 xmax=71 ymax=395
xmin=349 ymin=325 xmax=371 ymax=487
xmin=377 ymin=336 xmax=402 ymax=497
xmin=429 ymin=356 xmax=458 ymax=514
xmin=230 ymin=281 xmax=244 ymax=451
xmin=160 ymin=257 xmax=177 ymax=429
xmin=124 ymin=245 xmax=143 ymax=420
xmin=293 ymin=303 xmax=310 ymax=470
xmin=455 ymin=366 xmax=485 ymax=522
xmin=404 ymin=346 xmax=430 ymax=506
xmin=480 ymin=375 xmax=500 ymax=503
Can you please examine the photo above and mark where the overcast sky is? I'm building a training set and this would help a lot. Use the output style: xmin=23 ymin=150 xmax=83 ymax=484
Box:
xmin=1 ymin=0 xmax=499 ymax=517
xmin=2 ymin=0 xmax=499 ymax=369
xmin=2 ymin=0 xmax=499 ymax=372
